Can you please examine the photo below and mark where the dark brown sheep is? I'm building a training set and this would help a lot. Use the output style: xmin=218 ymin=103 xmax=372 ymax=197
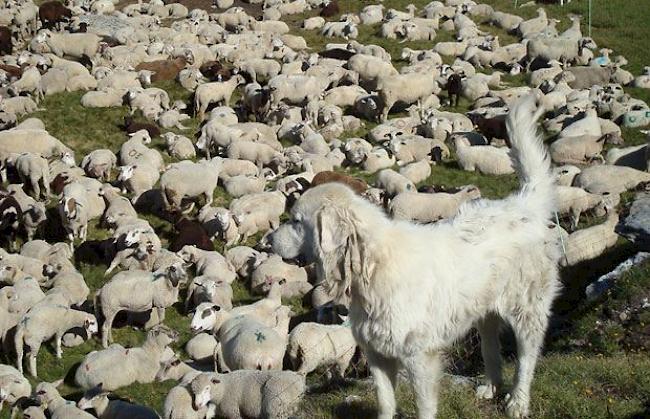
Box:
xmin=319 ymin=0 xmax=339 ymax=17
xmin=199 ymin=61 xmax=234 ymax=82
xmin=135 ymin=57 xmax=187 ymax=82
xmin=169 ymin=217 xmax=214 ymax=252
xmin=0 ymin=26 xmax=12 ymax=56
xmin=310 ymin=171 xmax=368 ymax=195
xmin=122 ymin=116 xmax=161 ymax=138
xmin=39 ymin=1 xmax=73 ymax=29
xmin=469 ymin=113 xmax=510 ymax=146
xmin=0 ymin=64 xmax=21 ymax=81
xmin=446 ymin=73 xmax=463 ymax=107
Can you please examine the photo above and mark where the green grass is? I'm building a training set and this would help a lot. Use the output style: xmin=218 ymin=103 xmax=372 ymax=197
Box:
xmin=2 ymin=0 xmax=650 ymax=418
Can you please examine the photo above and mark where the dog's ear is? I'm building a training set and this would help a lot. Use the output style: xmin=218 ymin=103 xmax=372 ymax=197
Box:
xmin=316 ymin=206 xmax=350 ymax=253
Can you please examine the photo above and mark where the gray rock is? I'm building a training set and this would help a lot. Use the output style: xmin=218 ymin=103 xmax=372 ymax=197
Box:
xmin=616 ymin=192 xmax=650 ymax=249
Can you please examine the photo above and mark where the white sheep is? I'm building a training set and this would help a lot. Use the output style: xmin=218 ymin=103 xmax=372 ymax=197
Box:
xmin=560 ymin=212 xmax=620 ymax=267
xmin=399 ymin=159 xmax=432 ymax=184
xmin=194 ymin=75 xmax=246 ymax=120
xmin=177 ymin=245 xmax=237 ymax=284
xmin=119 ymin=130 xmax=164 ymax=172
xmin=0 ymin=364 xmax=31 ymax=418
xmin=550 ymin=133 xmax=620 ymax=165
xmin=158 ymin=109 xmax=191 ymax=130
xmin=454 ymin=136 xmax=515 ymax=175
xmin=226 ymin=141 xmax=284 ymax=171
xmin=223 ymin=175 xmax=266 ymax=198
xmin=250 ymin=254 xmax=310 ymax=297
xmin=363 ymin=147 xmax=396 ymax=173
xmin=556 ymin=186 xmax=613 ymax=229
xmin=390 ymin=185 xmax=482 ymax=223
xmin=33 ymin=380 xmax=96 ymax=419
xmin=81 ymin=149 xmax=117 ymax=181
xmin=224 ymin=246 xmax=268 ymax=279
xmin=14 ymin=304 xmax=98 ymax=376
xmin=574 ymin=165 xmax=650 ymax=194
xmin=160 ymin=158 xmax=222 ymax=212
xmin=12 ymin=152 xmax=50 ymax=200
xmin=95 ymin=265 xmax=186 ymax=347
xmin=185 ymin=333 xmax=219 ymax=364
xmin=190 ymin=371 xmax=304 ymax=419
xmin=376 ymin=169 xmax=416 ymax=196
xmin=162 ymin=133 xmax=196 ymax=160
xmin=75 ymin=327 xmax=178 ymax=390
xmin=303 ymin=16 xmax=325 ymax=30
xmin=287 ymin=322 xmax=357 ymax=379
xmin=58 ymin=178 xmax=106 ymax=247
xmin=633 ymin=67 xmax=650 ymax=89
xmin=553 ymin=165 xmax=582 ymax=186
xmin=35 ymin=30 xmax=101 ymax=59
xmin=347 ymin=53 xmax=398 ymax=83
xmin=117 ymin=163 xmax=160 ymax=204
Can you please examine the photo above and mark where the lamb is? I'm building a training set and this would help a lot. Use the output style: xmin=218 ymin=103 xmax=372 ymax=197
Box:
xmin=117 ymin=164 xmax=160 ymax=204
xmin=399 ymin=159 xmax=432 ymax=184
xmin=574 ymin=165 xmax=650 ymax=194
xmin=77 ymin=385 xmax=160 ymax=419
xmin=33 ymin=380 xmax=96 ymax=419
xmin=228 ymin=191 xmax=286 ymax=241
xmin=549 ymin=133 xmax=620 ymax=165
xmin=0 ymin=364 xmax=30 ymax=418
xmin=163 ymin=381 xmax=215 ymax=419
xmin=95 ymin=265 xmax=186 ymax=347
xmin=560 ymin=212 xmax=620 ymax=267
xmin=58 ymin=178 xmax=106 ymax=247
xmin=160 ymin=158 xmax=222 ymax=212
xmin=80 ymin=88 xmax=124 ymax=108
xmin=8 ymin=67 xmax=42 ymax=103
xmin=556 ymin=186 xmax=612 ymax=229
xmin=158 ymin=109 xmax=191 ymax=130
xmin=197 ymin=206 xmax=239 ymax=245
xmin=14 ymin=304 xmax=98 ymax=376
xmin=376 ymin=169 xmax=416 ymax=197
xmin=13 ymin=152 xmax=50 ymax=200
xmin=287 ymin=322 xmax=357 ymax=379
xmin=35 ymin=30 xmax=101 ymax=59
xmin=100 ymin=184 xmax=138 ymax=229
xmin=454 ymin=136 xmax=515 ymax=175
xmin=224 ymin=246 xmax=268 ymax=279
xmin=194 ymin=75 xmax=245 ymax=120
xmin=390 ymin=185 xmax=482 ymax=223
xmin=81 ymin=149 xmax=117 ymax=181
xmin=43 ymin=266 xmax=90 ymax=308
xmin=250 ymin=255 xmax=310 ymax=297
xmin=74 ymin=327 xmax=178 ymax=390
xmin=190 ymin=371 xmax=304 ymax=419
xmin=0 ymin=248 xmax=47 ymax=283
xmin=184 ymin=276 xmax=233 ymax=313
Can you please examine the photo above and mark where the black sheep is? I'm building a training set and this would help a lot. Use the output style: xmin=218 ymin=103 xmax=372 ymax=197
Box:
xmin=447 ymin=73 xmax=463 ymax=108
xmin=319 ymin=0 xmax=339 ymax=17
xmin=0 ymin=26 xmax=12 ymax=56
xmin=169 ymin=217 xmax=215 ymax=252
xmin=39 ymin=1 xmax=73 ymax=30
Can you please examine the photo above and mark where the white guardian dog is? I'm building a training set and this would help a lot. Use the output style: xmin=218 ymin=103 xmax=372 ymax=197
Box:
xmin=269 ymin=94 xmax=561 ymax=419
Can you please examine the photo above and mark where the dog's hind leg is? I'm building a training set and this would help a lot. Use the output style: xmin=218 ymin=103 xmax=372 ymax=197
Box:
xmin=476 ymin=313 xmax=503 ymax=400
xmin=504 ymin=306 xmax=550 ymax=418
xmin=366 ymin=349 xmax=399 ymax=419
xmin=404 ymin=351 xmax=444 ymax=419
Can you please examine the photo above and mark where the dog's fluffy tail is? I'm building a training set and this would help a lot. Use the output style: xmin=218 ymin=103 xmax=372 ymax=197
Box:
xmin=507 ymin=94 xmax=556 ymax=220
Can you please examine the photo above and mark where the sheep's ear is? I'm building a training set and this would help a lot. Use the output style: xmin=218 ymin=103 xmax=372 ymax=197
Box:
xmin=211 ymin=377 xmax=221 ymax=384
xmin=52 ymin=379 xmax=64 ymax=388
xmin=279 ymin=278 xmax=286 ymax=285
xmin=212 ymin=305 xmax=221 ymax=312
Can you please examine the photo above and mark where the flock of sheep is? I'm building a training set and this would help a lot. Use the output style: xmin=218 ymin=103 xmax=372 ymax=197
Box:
xmin=0 ymin=0 xmax=650 ymax=417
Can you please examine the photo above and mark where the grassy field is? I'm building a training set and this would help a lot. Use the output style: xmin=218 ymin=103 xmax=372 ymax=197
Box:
xmin=2 ymin=0 xmax=650 ymax=418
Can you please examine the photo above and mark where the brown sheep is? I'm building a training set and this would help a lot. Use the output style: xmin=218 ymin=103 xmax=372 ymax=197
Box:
xmin=320 ymin=0 xmax=339 ymax=17
xmin=199 ymin=61 xmax=233 ymax=82
xmin=0 ymin=26 xmax=12 ymax=56
xmin=310 ymin=171 xmax=368 ymax=194
xmin=122 ymin=116 xmax=161 ymax=138
xmin=135 ymin=57 xmax=187 ymax=82
xmin=168 ymin=216 xmax=214 ymax=252
xmin=39 ymin=1 xmax=73 ymax=30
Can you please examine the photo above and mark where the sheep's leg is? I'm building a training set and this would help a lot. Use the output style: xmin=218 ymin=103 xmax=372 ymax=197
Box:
xmin=54 ymin=333 xmax=63 ymax=358
xmin=204 ymin=191 xmax=213 ymax=207
xmin=366 ymin=349 xmax=399 ymax=419
xmin=102 ymin=312 xmax=117 ymax=348
xmin=28 ymin=344 xmax=40 ymax=377
xmin=403 ymin=351 xmax=443 ymax=419
xmin=475 ymin=313 xmax=503 ymax=400
xmin=571 ymin=210 xmax=580 ymax=231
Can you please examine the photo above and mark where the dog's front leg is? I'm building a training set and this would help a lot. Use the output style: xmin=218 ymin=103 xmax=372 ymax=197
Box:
xmin=366 ymin=350 xmax=399 ymax=419
xmin=404 ymin=351 xmax=443 ymax=419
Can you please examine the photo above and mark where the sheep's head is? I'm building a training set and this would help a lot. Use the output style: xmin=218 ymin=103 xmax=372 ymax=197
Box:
xmin=117 ymin=165 xmax=135 ymax=183
xmin=177 ymin=245 xmax=198 ymax=263
xmin=165 ymin=264 xmax=186 ymax=287
xmin=191 ymin=373 xmax=221 ymax=409
xmin=190 ymin=303 xmax=222 ymax=333
xmin=84 ymin=315 xmax=99 ymax=335
xmin=129 ymin=129 xmax=152 ymax=144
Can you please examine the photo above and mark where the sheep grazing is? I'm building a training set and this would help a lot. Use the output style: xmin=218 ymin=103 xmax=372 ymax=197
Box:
xmin=95 ymin=265 xmax=186 ymax=347
xmin=190 ymin=371 xmax=305 ymax=419
xmin=38 ymin=1 xmax=72 ymax=30
xmin=14 ymin=304 xmax=98 ymax=376
xmin=310 ymin=171 xmax=367 ymax=195
xmin=122 ymin=116 xmax=161 ymax=138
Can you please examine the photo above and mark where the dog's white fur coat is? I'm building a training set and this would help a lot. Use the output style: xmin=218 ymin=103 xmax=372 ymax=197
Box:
xmin=271 ymin=95 xmax=561 ymax=419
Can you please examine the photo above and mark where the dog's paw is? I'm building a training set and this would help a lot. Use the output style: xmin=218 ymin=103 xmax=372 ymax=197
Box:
xmin=476 ymin=384 xmax=496 ymax=400
xmin=504 ymin=392 xmax=530 ymax=418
